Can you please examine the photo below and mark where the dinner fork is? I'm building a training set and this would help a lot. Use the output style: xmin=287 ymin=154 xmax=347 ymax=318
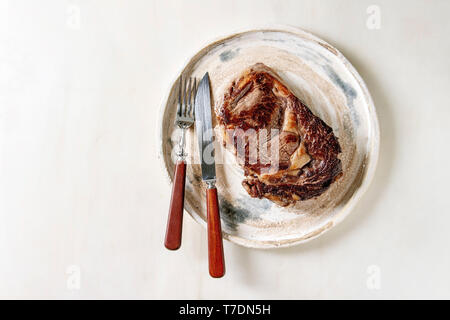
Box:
xmin=165 ymin=76 xmax=196 ymax=250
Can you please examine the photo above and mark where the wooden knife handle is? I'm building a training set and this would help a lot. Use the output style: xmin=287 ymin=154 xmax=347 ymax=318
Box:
xmin=164 ymin=160 xmax=186 ymax=250
xmin=206 ymin=187 xmax=225 ymax=278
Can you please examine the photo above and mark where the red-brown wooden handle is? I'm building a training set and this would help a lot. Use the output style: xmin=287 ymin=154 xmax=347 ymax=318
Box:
xmin=164 ymin=160 xmax=186 ymax=250
xmin=206 ymin=187 xmax=225 ymax=278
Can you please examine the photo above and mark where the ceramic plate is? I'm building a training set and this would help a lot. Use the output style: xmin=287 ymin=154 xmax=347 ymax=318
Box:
xmin=158 ymin=26 xmax=379 ymax=249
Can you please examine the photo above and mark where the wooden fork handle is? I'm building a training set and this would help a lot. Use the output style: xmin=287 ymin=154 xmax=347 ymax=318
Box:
xmin=164 ymin=160 xmax=186 ymax=250
xmin=206 ymin=186 xmax=225 ymax=278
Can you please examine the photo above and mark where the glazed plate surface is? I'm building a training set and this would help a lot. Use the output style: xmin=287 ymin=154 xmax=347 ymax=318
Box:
xmin=158 ymin=26 xmax=379 ymax=248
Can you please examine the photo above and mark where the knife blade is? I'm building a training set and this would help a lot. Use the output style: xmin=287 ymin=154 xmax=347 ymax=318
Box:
xmin=194 ymin=72 xmax=216 ymax=182
xmin=194 ymin=72 xmax=225 ymax=278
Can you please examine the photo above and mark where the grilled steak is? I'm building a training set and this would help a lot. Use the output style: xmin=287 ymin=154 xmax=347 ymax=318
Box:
xmin=216 ymin=63 xmax=342 ymax=206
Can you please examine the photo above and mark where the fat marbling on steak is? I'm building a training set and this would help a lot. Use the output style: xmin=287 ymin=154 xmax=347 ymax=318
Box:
xmin=216 ymin=63 xmax=342 ymax=206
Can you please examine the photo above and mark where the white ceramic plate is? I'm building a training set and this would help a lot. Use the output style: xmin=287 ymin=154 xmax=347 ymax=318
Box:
xmin=158 ymin=26 xmax=379 ymax=249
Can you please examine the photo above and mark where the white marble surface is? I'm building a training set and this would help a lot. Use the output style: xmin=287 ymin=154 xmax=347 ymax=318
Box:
xmin=1 ymin=0 xmax=449 ymax=299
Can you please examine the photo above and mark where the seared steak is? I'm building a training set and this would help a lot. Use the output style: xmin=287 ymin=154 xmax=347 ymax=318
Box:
xmin=216 ymin=63 xmax=342 ymax=206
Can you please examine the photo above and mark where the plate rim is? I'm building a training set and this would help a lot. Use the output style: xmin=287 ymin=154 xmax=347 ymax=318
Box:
xmin=157 ymin=25 xmax=380 ymax=249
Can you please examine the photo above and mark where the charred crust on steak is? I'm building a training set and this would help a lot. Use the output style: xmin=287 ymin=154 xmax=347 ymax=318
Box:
xmin=216 ymin=63 xmax=342 ymax=206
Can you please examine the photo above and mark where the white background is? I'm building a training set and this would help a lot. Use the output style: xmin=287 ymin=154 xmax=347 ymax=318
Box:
xmin=1 ymin=0 xmax=449 ymax=299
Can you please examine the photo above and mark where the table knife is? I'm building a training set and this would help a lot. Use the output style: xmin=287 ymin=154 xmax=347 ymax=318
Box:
xmin=194 ymin=72 xmax=225 ymax=278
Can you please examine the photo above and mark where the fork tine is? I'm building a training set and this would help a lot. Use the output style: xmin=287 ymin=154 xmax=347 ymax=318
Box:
xmin=177 ymin=76 xmax=182 ymax=116
xmin=183 ymin=76 xmax=188 ymax=116
xmin=187 ymin=77 xmax=193 ymax=116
